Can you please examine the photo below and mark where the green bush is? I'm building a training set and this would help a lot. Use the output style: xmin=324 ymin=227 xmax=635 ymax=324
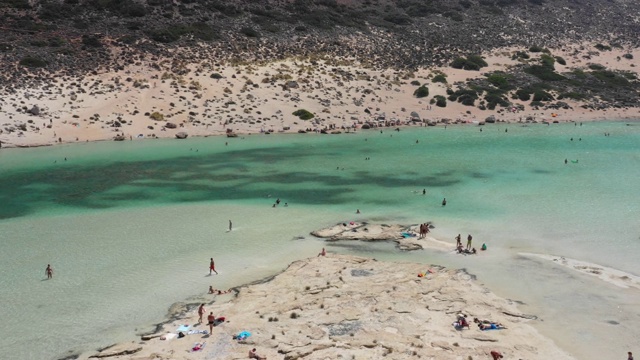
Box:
xmin=532 ymin=90 xmax=554 ymax=102
xmin=147 ymin=23 xmax=217 ymax=43
xmin=149 ymin=112 xmax=164 ymax=121
xmin=486 ymin=73 xmax=510 ymax=89
xmin=524 ymin=65 xmax=565 ymax=81
xmin=555 ymin=56 xmax=566 ymax=66
xmin=514 ymin=89 xmax=531 ymax=101
xmin=432 ymin=74 xmax=447 ymax=83
xmin=383 ymin=12 xmax=412 ymax=25
xmin=448 ymin=88 xmax=478 ymax=106
xmin=558 ymin=92 xmax=587 ymax=100
xmin=623 ymin=53 xmax=633 ymax=60
xmin=484 ymin=90 xmax=510 ymax=110
xmin=210 ymin=73 xmax=223 ymax=79
xmin=590 ymin=71 xmax=631 ymax=87
xmin=433 ymin=95 xmax=447 ymax=107
xmin=450 ymin=55 xmax=487 ymax=71
xmin=48 ymin=37 xmax=65 ymax=47
xmin=410 ymin=80 xmax=421 ymax=86
xmin=413 ymin=85 xmax=429 ymax=98
xmin=529 ymin=45 xmax=544 ymax=53
xmin=117 ymin=34 xmax=138 ymax=45
xmin=82 ymin=35 xmax=102 ymax=48
xmin=594 ymin=43 xmax=612 ymax=51
xmin=240 ymin=27 xmax=260 ymax=38
xmin=293 ymin=109 xmax=314 ymax=120
xmin=19 ymin=56 xmax=47 ymax=68
xmin=512 ymin=51 xmax=530 ymax=60
xmin=540 ymin=54 xmax=555 ymax=69
xmin=588 ymin=63 xmax=606 ymax=71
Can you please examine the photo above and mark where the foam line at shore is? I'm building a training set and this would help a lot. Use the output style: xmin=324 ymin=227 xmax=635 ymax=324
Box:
xmin=519 ymin=252 xmax=640 ymax=290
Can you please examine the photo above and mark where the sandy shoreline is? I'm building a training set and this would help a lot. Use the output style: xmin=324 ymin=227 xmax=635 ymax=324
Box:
xmin=77 ymin=254 xmax=573 ymax=360
xmin=1 ymin=44 xmax=639 ymax=149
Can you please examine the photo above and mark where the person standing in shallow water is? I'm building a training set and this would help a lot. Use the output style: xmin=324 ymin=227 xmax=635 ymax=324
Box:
xmin=229 ymin=220 xmax=232 ymax=231
xmin=45 ymin=264 xmax=53 ymax=279
xmin=442 ymin=198 xmax=447 ymax=206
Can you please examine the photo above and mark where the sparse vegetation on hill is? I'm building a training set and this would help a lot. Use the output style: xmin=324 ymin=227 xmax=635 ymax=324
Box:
xmin=293 ymin=109 xmax=314 ymax=120
xmin=0 ymin=0 xmax=637 ymax=111
xmin=450 ymin=55 xmax=488 ymax=71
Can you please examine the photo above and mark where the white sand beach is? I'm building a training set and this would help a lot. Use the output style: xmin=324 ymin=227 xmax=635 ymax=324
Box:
xmin=1 ymin=44 xmax=638 ymax=149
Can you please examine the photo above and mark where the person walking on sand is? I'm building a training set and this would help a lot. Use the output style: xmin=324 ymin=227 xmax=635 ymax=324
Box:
xmin=628 ymin=351 xmax=633 ymax=360
xmin=198 ymin=304 xmax=205 ymax=323
xmin=466 ymin=234 xmax=473 ymax=250
xmin=229 ymin=220 xmax=232 ymax=231
xmin=209 ymin=258 xmax=218 ymax=275
xmin=45 ymin=264 xmax=53 ymax=279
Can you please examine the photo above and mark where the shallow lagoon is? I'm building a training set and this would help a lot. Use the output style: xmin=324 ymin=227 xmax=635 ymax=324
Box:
xmin=0 ymin=122 xmax=639 ymax=359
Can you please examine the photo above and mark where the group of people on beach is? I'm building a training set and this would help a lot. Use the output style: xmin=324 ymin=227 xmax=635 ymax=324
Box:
xmin=418 ymin=223 xmax=431 ymax=238
xmin=197 ymin=303 xmax=226 ymax=335
xmin=455 ymin=234 xmax=483 ymax=254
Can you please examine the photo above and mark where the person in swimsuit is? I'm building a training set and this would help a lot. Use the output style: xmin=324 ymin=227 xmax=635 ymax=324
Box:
xmin=455 ymin=234 xmax=461 ymax=248
xmin=249 ymin=348 xmax=266 ymax=359
xmin=45 ymin=264 xmax=53 ymax=279
xmin=209 ymin=258 xmax=218 ymax=275
xmin=318 ymin=248 xmax=326 ymax=257
xmin=198 ymin=304 xmax=205 ymax=323
xmin=466 ymin=234 xmax=473 ymax=250
xmin=629 ymin=352 xmax=633 ymax=360
xmin=490 ymin=350 xmax=504 ymax=359
xmin=207 ymin=312 xmax=215 ymax=334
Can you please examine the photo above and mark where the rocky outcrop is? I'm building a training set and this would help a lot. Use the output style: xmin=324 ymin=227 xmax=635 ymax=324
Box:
xmin=175 ymin=132 xmax=188 ymax=139
xmin=114 ymin=255 xmax=573 ymax=360
xmin=311 ymin=222 xmax=427 ymax=251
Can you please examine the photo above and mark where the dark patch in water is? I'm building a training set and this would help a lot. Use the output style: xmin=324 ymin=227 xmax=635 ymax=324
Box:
xmin=606 ymin=320 xmax=620 ymax=325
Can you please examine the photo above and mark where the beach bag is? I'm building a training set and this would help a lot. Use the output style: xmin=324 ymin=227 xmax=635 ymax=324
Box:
xmin=178 ymin=332 xmax=185 ymax=338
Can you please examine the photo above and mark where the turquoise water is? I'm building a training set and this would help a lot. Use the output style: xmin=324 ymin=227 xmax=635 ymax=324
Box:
xmin=0 ymin=122 xmax=639 ymax=359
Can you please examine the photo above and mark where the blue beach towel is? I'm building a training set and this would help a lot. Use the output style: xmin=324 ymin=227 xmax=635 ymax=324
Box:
xmin=177 ymin=325 xmax=191 ymax=332
xmin=235 ymin=331 xmax=251 ymax=340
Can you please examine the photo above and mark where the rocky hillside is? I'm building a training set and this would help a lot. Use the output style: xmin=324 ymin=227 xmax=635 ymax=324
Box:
xmin=1 ymin=0 xmax=639 ymax=73
xmin=1 ymin=0 xmax=639 ymax=110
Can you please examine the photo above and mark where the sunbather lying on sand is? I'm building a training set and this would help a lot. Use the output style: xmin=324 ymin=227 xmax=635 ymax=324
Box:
xmin=473 ymin=317 xmax=493 ymax=324
xmin=479 ymin=323 xmax=506 ymax=330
